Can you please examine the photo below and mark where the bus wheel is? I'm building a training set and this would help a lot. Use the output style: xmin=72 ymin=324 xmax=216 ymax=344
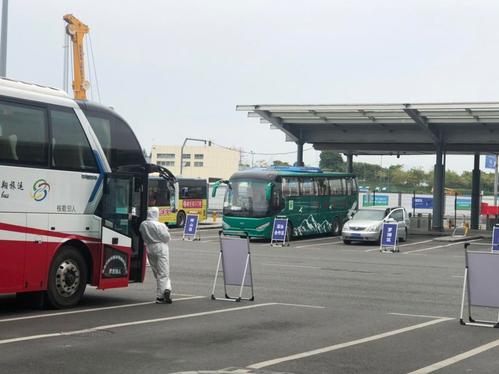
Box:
xmin=46 ymin=246 xmax=87 ymax=309
xmin=331 ymin=218 xmax=341 ymax=236
xmin=176 ymin=211 xmax=186 ymax=228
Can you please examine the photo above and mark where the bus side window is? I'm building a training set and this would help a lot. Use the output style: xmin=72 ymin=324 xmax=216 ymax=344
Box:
xmin=300 ymin=178 xmax=316 ymax=196
xmin=0 ymin=101 xmax=48 ymax=167
xmin=317 ymin=178 xmax=328 ymax=196
xmin=50 ymin=109 xmax=98 ymax=173
xmin=345 ymin=179 xmax=352 ymax=196
xmin=283 ymin=177 xmax=299 ymax=197
xmin=352 ymin=178 xmax=358 ymax=194
xmin=328 ymin=178 xmax=341 ymax=195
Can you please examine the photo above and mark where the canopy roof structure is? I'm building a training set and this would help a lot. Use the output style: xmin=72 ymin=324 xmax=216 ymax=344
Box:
xmin=237 ymin=102 xmax=499 ymax=154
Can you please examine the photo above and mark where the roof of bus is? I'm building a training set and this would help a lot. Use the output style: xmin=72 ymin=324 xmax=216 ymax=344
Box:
xmin=0 ymin=78 xmax=75 ymax=107
xmin=230 ymin=167 xmax=355 ymax=180
xmin=149 ymin=175 xmax=207 ymax=182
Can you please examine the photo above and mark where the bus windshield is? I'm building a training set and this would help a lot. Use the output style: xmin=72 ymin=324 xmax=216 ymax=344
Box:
xmin=224 ymin=179 xmax=269 ymax=218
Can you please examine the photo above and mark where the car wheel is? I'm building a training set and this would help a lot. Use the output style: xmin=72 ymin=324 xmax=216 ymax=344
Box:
xmin=343 ymin=239 xmax=351 ymax=245
xmin=46 ymin=245 xmax=87 ymax=309
xmin=400 ymin=228 xmax=408 ymax=242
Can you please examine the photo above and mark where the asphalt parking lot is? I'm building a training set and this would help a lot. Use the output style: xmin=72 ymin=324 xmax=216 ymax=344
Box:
xmin=2 ymin=228 xmax=499 ymax=374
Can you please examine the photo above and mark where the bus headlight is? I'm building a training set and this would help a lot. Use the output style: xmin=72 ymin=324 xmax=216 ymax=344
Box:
xmin=256 ymin=222 xmax=270 ymax=231
xmin=223 ymin=222 xmax=230 ymax=229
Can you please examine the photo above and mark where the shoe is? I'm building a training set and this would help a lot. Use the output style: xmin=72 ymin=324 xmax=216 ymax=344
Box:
xmin=155 ymin=297 xmax=166 ymax=304
xmin=164 ymin=289 xmax=173 ymax=304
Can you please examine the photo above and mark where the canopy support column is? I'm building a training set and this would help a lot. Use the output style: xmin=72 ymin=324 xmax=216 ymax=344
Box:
xmin=295 ymin=140 xmax=304 ymax=167
xmin=432 ymin=147 xmax=445 ymax=231
xmin=346 ymin=154 xmax=353 ymax=173
xmin=471 ymin=153 xmax=481 ymax=230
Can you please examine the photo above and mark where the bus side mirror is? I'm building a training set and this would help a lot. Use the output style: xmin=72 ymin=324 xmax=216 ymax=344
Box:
xmin=211 ymin=180 xmax=222 ymax=198
xmin=265 ymin=182 xmax=274 ymax=201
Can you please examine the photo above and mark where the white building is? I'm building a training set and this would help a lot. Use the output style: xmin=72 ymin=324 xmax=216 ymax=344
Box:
xmin=150 ymin=144 xmax=240 ymax=180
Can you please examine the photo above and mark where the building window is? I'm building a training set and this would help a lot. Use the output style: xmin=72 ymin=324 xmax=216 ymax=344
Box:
xmin=194 ymin=154 xmax=204 ymax=160
xmin=156 ymin=153 xmax=175 ymax=159
xmin=158 ymin=161 xmax=174 ymax=167
xmin=194 ymin=161 xmax=203 ymax=167
xmin=183 ymin=161 xmax=191 ymax=167
xmin=182 ymin=154 xmax=191 ymax=159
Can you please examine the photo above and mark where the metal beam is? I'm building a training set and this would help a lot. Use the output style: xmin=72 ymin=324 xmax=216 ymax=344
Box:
xmin=471 ymin=154 xmax=481 ymax=230
xmin=404 ymin=108 xmax=440 ymax=145
xmin=254 ymin=110 xmax=298 ymax=142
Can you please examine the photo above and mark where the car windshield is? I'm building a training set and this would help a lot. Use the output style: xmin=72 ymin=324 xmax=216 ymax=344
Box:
xmin=223 ymin=179 xmax=269 ymax=218
xmin=352 ymin=209 xmax=386 ymax=221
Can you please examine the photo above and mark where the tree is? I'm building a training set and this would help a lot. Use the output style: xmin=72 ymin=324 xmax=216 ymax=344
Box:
xmin=272 ymin=160 xmax=290 ymax=166
xmin=319 ymin=151 xmax=345 ymax=171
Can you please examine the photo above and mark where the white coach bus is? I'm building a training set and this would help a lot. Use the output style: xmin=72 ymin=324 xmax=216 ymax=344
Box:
xmin=0 ymin=79 xmax=174 ymax=308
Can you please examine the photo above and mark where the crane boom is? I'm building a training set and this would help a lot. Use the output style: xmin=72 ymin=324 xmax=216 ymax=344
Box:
xmin=63 ymin=14 xmax=89 ymax=100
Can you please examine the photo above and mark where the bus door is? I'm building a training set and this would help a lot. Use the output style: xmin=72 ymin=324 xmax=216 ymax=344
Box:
xmin=98 ymin=174 xmax=134 ymax=289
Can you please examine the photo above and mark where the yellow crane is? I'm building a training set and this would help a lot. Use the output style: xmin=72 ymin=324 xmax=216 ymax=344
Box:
xmin=63 ymin=14 xmax=89 ymax=100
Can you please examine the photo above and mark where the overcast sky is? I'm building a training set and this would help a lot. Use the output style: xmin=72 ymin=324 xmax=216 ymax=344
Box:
xmin=7 ymin=0 xmax=499 ymax=172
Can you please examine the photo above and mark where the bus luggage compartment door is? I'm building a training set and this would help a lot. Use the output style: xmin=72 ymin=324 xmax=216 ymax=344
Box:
xmin=98 ymin=226 xmax=132 ymax=289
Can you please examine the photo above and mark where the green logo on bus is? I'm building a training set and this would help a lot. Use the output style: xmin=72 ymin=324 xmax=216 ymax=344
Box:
xmin=32 ymin=179 xmax=50 ymax=202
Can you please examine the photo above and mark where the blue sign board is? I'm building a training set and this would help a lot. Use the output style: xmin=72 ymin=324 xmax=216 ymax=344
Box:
xmin=184 ymin=214 xmax=199 ymax=237
xmin=486 ymin=155 xmax=497 ymax=169
xmin=492 ymin=227 xmax=499 ymax=252
xmin=363 ymin=194 xmax=389 ymax=207
xmin=271 ymin=218 xmax=288 ymax=243
xmin=381 ymin=223 xmax=398 ymax=247
xmin=412 ymin=197 xmax=433 ymax=209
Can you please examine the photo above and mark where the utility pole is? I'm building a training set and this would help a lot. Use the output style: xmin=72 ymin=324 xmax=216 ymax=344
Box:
xmin=0 ymin=0 xmax=8 ymax=77
xmin=495 ymin=154 xmax=498 ymax=206
xmin=180 ymin=137 xmax=208 ymax=176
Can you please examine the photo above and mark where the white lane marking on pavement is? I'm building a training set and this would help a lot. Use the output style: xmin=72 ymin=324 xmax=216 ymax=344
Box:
xmin=363 ymin=239 xmax=435 ymax=252
xmin=452 ymin=275 xmax=464 ymax=278
xmin=0 ymin=303 xmax=279 ymax=345
xmin=275 ymin=303 xmax=325 ymax=309
xmin=247 ymin=317 xmax=453 ymax=370
xmin=295 ymin=236 xmax=340 ymax=244
xmin=0 ymin=296 xmax=204 ymax=323
xmin=389 ymin=312 xmax=454 ymax=320
xmin=404 ymin=239 xmax=481 ymax=254
xmin=408 ymin=338 xmax=499 ymax=374
xmin=262 ymin=263 xmax=321 ymax=270
xmin=294 ymin=240 xmax=342 ymax=249
xmin=399 ymin=239 xmax=434 ymax=247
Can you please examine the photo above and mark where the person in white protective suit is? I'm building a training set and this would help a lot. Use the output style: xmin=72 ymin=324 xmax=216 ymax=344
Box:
xmin=139 ymin=207 xmax=173 ymax=304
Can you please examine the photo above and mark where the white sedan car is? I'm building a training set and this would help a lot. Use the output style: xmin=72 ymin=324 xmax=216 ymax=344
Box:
xmin=341 ymin=207 xmax=409 ymax=244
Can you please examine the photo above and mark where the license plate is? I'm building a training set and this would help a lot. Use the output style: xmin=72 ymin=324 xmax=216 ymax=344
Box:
xmin=351 ymin=233 xmax=361 ymax=238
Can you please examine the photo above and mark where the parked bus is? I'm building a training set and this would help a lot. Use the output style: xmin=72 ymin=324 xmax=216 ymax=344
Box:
xmin=0 ymin=79 xmax=174 ymax=308
xmin=213 ymin=166 xmax=358 ymax=239
xmin=148 ymin=177 xmax=208 ymax=227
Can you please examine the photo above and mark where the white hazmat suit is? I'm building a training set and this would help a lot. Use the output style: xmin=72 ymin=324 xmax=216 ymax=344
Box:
xmin=139 ymin=207 xmax=172 ymax=303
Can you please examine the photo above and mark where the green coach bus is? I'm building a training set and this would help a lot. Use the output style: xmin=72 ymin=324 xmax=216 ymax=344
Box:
xmin=212 ymin=166 xmax=358 ymax=239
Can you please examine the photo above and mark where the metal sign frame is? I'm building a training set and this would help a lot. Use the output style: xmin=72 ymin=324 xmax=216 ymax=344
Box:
xmin=183 ymin=213 xmax=201 ymax=241
xmin=271 ymin=217 xmax=289 ymax=247
xmin=460 ymin=247 xmax=499 ymax=328
xmin=379 ymin=222 xmax=399 ymax=253
xmin=492 ymin=226 xmax=499 ymax=252
xmin=211 ymin=231 xmax=254 ymax=302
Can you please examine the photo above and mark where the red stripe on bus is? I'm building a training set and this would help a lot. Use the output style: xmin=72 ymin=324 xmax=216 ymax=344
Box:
xmin=0 ymin=222 xmax=100 ymax=242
